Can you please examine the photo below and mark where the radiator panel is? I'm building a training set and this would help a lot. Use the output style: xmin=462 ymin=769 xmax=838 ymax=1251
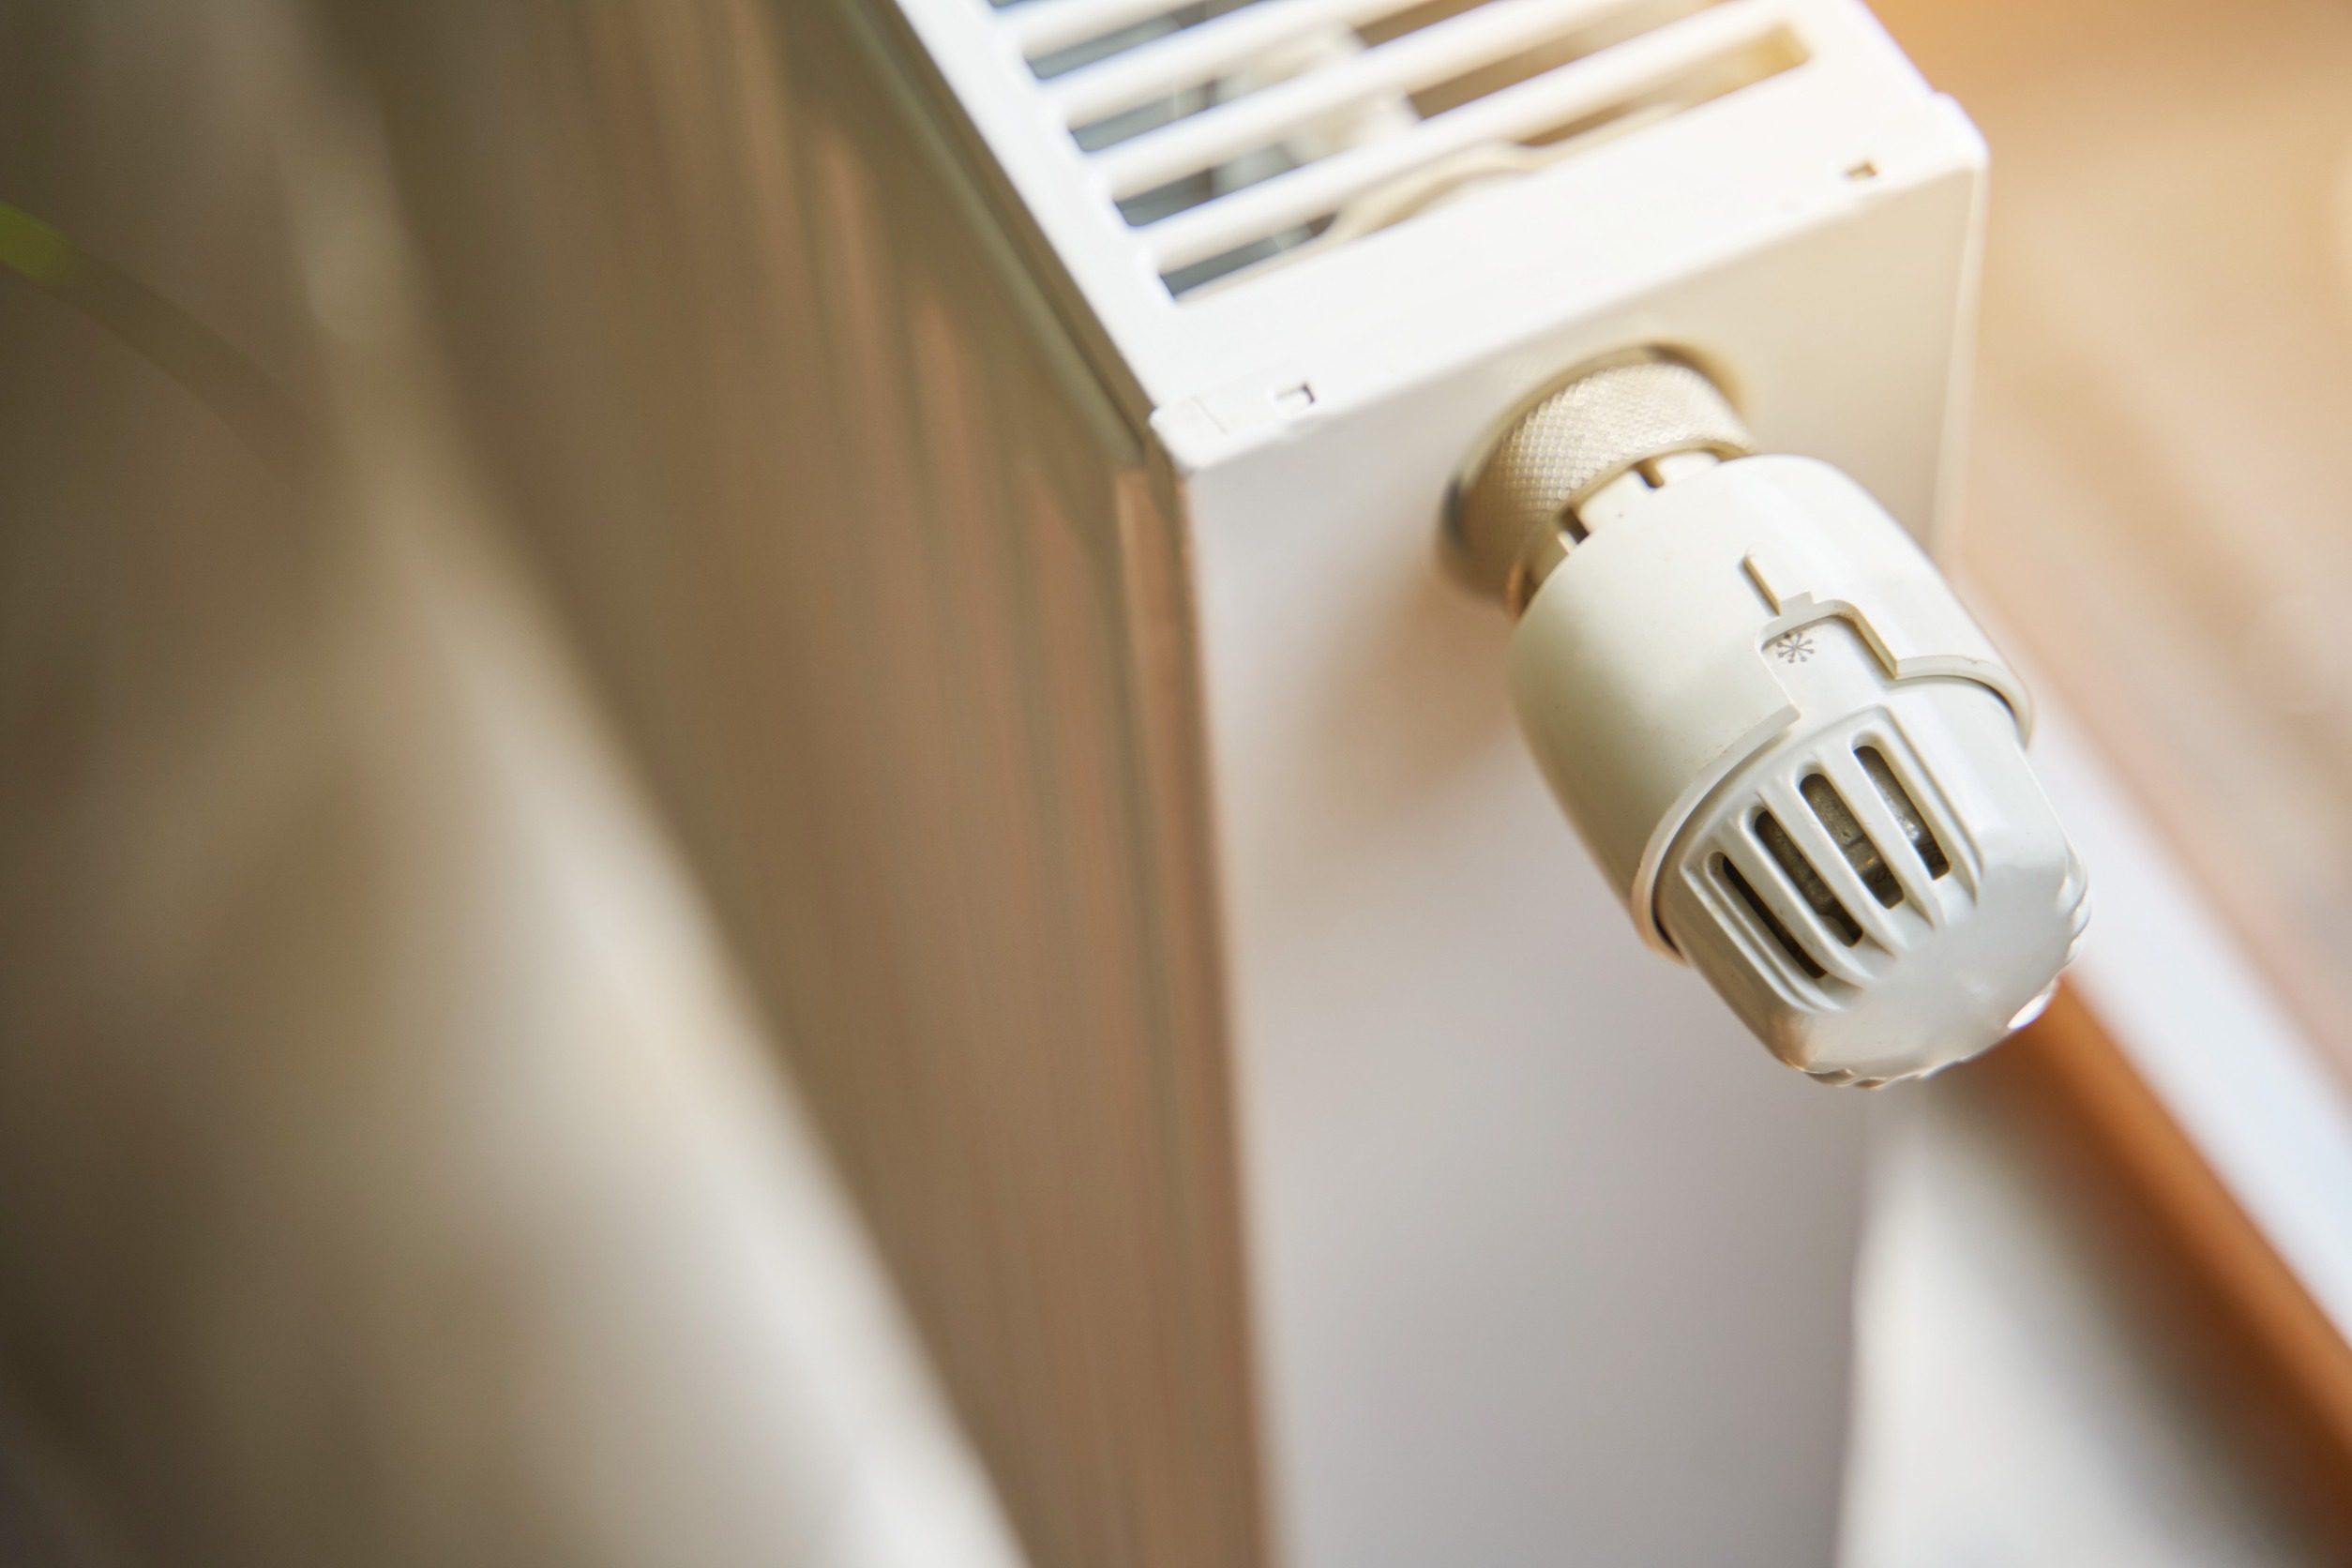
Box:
xmin=328 ymin=4 xmax=1264 ymax=1565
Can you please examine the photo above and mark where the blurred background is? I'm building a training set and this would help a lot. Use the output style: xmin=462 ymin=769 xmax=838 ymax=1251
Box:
xmin=2 ymin=0 xmax=2350 ymax=1562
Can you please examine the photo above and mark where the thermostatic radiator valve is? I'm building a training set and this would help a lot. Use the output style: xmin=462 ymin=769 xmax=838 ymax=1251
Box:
xmin=1451 ymin=353 xmax=2088 ymax=1086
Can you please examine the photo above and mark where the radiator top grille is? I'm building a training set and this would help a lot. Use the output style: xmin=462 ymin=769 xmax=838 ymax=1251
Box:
xmin=982 ymin=0 xmax=1807 ymax=295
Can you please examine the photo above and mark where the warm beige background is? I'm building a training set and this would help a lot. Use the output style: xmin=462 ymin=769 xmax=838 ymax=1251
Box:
xmin=1876 ymin=0 xmax=2352 ymax=1072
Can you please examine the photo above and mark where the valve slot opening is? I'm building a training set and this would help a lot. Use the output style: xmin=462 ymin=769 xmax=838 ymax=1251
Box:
xmin=1857 ymin=745 xmax=1950 ymax=880
xmin=1755 ymin=810 xmax=1862 ymax=946
xmin=1801 ymin=773 xmax=1902 ymax=908
xmin=1719 ymin=854 xmax=1826 ymax=980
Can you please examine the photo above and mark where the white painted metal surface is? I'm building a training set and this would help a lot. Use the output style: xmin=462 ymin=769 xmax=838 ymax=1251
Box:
xmin=1183 ymin=399 xmax=1868 ymax=1564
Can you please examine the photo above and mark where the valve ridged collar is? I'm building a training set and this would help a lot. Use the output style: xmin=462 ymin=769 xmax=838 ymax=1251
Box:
xmin=1449 ymin=353 xmax=1753 ymax=611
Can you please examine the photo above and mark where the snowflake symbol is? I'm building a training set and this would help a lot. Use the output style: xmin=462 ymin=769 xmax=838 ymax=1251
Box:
xmin=1772 ymin=630 xmax=1817 ymax=665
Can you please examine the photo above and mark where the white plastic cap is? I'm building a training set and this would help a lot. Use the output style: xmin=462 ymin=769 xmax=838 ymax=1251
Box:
xmin=1503 ymin=452 xmax=2088 ymax=1083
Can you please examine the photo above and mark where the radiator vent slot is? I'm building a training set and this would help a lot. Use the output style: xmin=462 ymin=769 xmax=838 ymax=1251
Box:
xmin=986 ymin=0 xmax=1810 ymax=295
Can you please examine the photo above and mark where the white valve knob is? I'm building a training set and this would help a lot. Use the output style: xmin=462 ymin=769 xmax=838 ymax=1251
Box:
xmin=1452 ymin=354 xmax=2087 ymax=1085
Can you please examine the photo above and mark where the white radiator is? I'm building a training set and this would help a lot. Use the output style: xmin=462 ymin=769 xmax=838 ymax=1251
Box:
xmin=851 ymin=1 xmax=1980 ymax=1562
xmin=427 ymin=2 xmax=1988 ymax=1562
